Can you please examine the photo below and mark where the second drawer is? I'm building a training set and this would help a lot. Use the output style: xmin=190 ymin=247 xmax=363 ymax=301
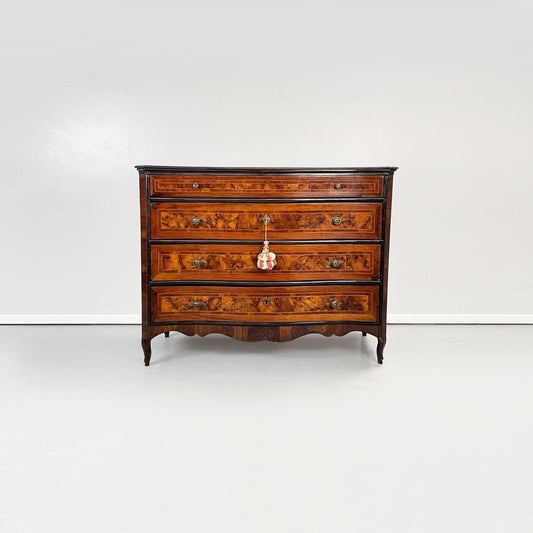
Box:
xmin=151 ymin=243 xmax=381 ymax=281
xmin=150 ymin=202 xmax=382 ymax=240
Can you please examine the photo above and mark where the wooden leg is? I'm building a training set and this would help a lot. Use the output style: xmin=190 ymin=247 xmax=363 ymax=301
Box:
xmin=164 ymin=331 xmax=170 ymax=338
xmin=141 ymin=339 xmax=152 ymax=366
xmin=376 ymin=336 xmax=385 ymax=364
xmin=362 ymin=331 xmax=367 ymax=336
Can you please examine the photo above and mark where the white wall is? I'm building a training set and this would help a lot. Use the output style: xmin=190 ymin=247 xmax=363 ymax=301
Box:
xmin=1 ymin=0 xmax=532 ymax=323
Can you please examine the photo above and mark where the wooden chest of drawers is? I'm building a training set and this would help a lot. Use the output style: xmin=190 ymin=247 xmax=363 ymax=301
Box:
xmin=137 ymin=166 xmax=397 ymax=366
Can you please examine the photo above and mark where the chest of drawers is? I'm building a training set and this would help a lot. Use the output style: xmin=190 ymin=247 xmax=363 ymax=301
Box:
xmin=137 ymin=166 xmax=397 ymax=366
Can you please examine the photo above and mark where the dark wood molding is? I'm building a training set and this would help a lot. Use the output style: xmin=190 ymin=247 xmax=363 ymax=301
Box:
xmin=136 ymin=165 xmax=398 ymax=174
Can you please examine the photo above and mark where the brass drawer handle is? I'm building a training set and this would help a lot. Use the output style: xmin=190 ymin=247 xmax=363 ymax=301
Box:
xmin=326 ymin=299 xmax=342 ymax=309
xmin=188 ymin=300 xmax=207 ymax=309
xmin=326 ymin=258 xmax=344 ymax=269
xmin=187 ymin=215 xmax=205 ymax=226
xmin=330 ymin=215 xmax=345 ymax=226
xmin=334 ymin=183 xmax=344 ymax=190
xmin=190 ymin=258 xmax=207 ymax=268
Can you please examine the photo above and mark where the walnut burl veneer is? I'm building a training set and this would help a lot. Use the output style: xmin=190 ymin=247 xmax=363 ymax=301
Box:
xmin=137 ymin=166 xmax=397 ymax=366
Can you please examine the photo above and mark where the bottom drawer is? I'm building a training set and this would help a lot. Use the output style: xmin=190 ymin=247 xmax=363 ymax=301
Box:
xmin=151 ymin=285 xmax=379 ymax=323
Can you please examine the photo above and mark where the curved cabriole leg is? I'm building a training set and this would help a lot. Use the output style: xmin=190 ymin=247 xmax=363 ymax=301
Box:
xmin=142 ymin=339 xmax=152 ymax=366
xmin=362 ymin=332 xmax=367 ymax=337
xmin=164 ymin=331 xmax=170 ymax=338
xmin=376 ymin=336 xmax=386 ymax=364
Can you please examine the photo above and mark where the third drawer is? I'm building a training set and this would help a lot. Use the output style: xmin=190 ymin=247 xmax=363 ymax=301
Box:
xmin=151 ymin=243 xmax=381 ymax=281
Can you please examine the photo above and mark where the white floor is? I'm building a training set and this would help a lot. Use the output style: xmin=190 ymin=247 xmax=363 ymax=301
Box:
xmin=0 ymin=325 xmax=531 ymax=533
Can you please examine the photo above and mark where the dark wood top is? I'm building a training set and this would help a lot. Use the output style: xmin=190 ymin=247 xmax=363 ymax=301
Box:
xmin=136 ymin=165 xmax=398 ymax=174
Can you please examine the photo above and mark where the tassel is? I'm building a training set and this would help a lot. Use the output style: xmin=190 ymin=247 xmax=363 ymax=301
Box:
xmin=257 ymin=240 xmax=277 ymax=270
xmin=257 ymin=215 xmax=276 ymax=270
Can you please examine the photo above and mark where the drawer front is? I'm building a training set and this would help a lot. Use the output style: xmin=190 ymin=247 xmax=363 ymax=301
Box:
xmin=150 ymin=174 xmax=384 ymax=198
xmin=151 ymin=243 xmax=381 ymax=281
xmin=151 ymin=202 xmax=382 ymax=240
xmin=151 ymin=285 xmax=379 ymax=323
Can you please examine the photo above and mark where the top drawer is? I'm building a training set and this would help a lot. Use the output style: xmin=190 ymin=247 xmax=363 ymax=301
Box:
xmin=150 ymin=174 xmax=384 ymax=199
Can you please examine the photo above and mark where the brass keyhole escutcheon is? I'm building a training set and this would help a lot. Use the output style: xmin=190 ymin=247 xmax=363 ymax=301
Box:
xmin=263 ymin=297 xmax=270 ymax=306
xmin=192 ymin=182 xmax=199 ymax=189
xmin=334 ymin=183 xmax=344 ymax=190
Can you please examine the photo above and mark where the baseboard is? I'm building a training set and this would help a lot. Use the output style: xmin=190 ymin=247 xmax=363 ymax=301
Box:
xmin=388 ymin=314 xmax=533 ymax=324
xmin=0 ymin=314 xmax=532 ymax=325
xmin=0 ymin=314 xmax=141 ymax=324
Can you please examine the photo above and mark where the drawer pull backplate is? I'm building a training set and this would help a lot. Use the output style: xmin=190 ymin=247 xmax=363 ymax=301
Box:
xmin=330 ymin=215 xmax=345 ymax=226
xmin=187 ymin=215 xmax=205 ymax=226
xmin=190 ymin=258 xmax=207 ymax=268
xmin=326 ymin=258 xmax=344 ymax=269
xmin=188 ymin=300 xmax=207 ymax=309
xmin=326 ymin=299 xmax=342 ymax=309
